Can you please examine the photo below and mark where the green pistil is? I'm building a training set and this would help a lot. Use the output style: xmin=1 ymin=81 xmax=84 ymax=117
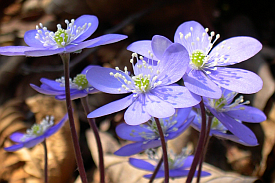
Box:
xmin=54 ymin=29 xmax=68 ymax=47
xmin=134 ymin=76 xmax=150 ymax=91
xmin=168 ymin=157 xmax=174 ymax=169
xmin=211 ymin=117 xmax=220 ymax=128
xmin=214 ymin=97 xmax=226 ymax=110
xmin=191 ymin=50 xmax=205 ymax=68
xmin=73 ymin=74 xmax=89 ymax=89
xmin=31 ymin=124 xmax=43 ymax=135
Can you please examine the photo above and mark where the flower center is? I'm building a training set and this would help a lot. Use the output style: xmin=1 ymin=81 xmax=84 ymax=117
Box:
xmin=109 ymin=53 xmax=162 ymax=96
xmin=31 ymin=124 xmax=43 ymax=135
xmin=214 ymin=97 xmax=226 ymax=110
xmin=133 ymin=75 xmax=150 ymax=92
xmin=207 ymin=90 xmax=250 ymax=112
xmin=56 ymin=74 xmax=89 ymax=90
xmin=54 ymin=29 xmax=69 ymax=47
xmin=35 ymin=19 xmax=91 ymax=48
xmin=211 ymin=117 xmax=220 ymax=128
xmin=73 ymin=74 xmax=89 ymax=89
xmin=191 ymin=50 xmax=206 ymax=68
xmin=20 ymin=116 xmax=54 ymax=142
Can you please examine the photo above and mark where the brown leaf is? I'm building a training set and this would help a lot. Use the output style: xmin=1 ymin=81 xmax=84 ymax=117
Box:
xmin=0 ymin=95 xmax=78 ymax=183
xmin=86 ymin=129 xmax=257 ymax=183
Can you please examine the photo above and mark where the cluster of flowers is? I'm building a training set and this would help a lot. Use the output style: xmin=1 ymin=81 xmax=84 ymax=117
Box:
xmin=1 ymin=14 xmax=266 ymax=181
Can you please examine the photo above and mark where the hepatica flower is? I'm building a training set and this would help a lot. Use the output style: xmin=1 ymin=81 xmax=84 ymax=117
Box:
xmin=30 ymin=65 xmax=97 ymax=100
xmin=191 ymin=110 xmax=258 ymax=146
xmin=114 ymin=108 xmax=193 ymax=156
xmin=0 ymin=15 xmax=127 ymax=57
xmin=173 ymin=21 xmax=263 ymax=98
xmin=5 ymin=114 xmax=68 ymax=151
xmin=201 ymin=88 xmax=266 ymax=145
xmin=86 ymin=39 xmax=201 ymax=125
xmin=129 ymin=149 xmax=210 ymax=179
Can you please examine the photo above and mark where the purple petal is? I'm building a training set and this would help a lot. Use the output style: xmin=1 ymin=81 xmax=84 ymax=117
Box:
xmin=209 ymin=36 xmax=262 ymax=66
xmin=209 ymin=109 xmax=258 ymax=145
xmin=88 ymin=94 xmax=134 ymax=118
xmin=127 ymin=40 xmax=158 ymax=60
xmin=24 ymin=30 xmax=45 ymax=48
xmin=30 ymin=84 xmax=64 ymax=95
xmin=222 ymin=88 xmax=236 ymax=104
xmin=10 ymin=132 xmax=25 ymax=143
xmin=87 ymin=87 xmax=99 ymax=94
xmin=160 ymin=107 xmax=192 ymax=130
xmin=152 ymin=85 xmax=201 ymax=108
xmin=25 ymin=48 xmax=65 ymax=57
xmin=143 ymin=172 xmax=164 ymax=179
xmin=115 ymin=123 xmax=150 ymax=141
xmin=40 ymin=78 xmax=65 ymax=90
xmin=87 ymin=34 xmax=128 ymax=48
xmin=171 ymin=108 xmax=192 ymax=127
xmin=65 ymin=38 xmax=102 ymax=53
xmin=124 ymin=95 xmax=151 ymax=125
xmin=55 ymin=91 xmax=87 ymax=100
xmin=44 ymin=113 xmax=68 ymax=137
xmin=174 ymin=21 xmax=210 ymax=53
xmin=145 ymin=93 xmax=175 ymax=119
xmin=24 ymin=135 xmax=45 ymax=148
xmin=144 ymin=170 xmax=190 ymax=179
xmin=209 ymin=67 xmax=263 ymax=94
xmin=81 ymin=65 xmax=95 ymax=74
xmin=141 ymin=140 xmax=162 ymax=149
xmin=167 ymin=116 xmax=194 ymax=139
xmin=4 ymin=143 xmax=24 ymax=151
xmin=114 ymin=142 xmax=145 ymax=156
xmin=212 ymin=131 xmax=258 ymax=146
xmin=73 ymin=15 xmax=99 ymax=43
xmin=181 ymin=155 xmax=194 ymax=169
xmin=157 ymin=43 xmax=189 ymax=85
xmin=151 ymin=35 xmax=172 ymax=59
xmin=0 ymin=46 xmax=40 ymax=56
xmin=86 ymin=66 xmax=129 ymax=94
xmin=225 ymin=105 xmax=266 ymax=123
xmin=194 ymin=170 xmax=211 ymax=177
xmin=129 ymin=158 xmax=155 ymax=171
xmin=183 ymin=70 xmax=222 ymax=99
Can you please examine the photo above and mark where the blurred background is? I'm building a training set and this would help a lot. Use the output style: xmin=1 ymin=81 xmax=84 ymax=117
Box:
xmin=1 ymin=0 xmax=275 ymax=182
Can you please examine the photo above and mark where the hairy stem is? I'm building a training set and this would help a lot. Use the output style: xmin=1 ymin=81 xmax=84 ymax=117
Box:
xmin=154 ymin=117 xmax=169 ymax=183
xmin=81 ymin=97 xmax=105 ymax=183
xmin=149 ymin=156 xmax=163 ymax=183
xmin=60 ymin=53 xmax=88 ymax=183
xmin=186 ymin=99 xmax=206 ymax=183
xmin=196 ymin=115 xmax=213 ymax=183
xmin=42 ymin=140 xmax=48 ymax=183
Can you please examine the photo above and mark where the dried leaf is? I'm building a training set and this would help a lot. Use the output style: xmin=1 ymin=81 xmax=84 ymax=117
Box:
xmin=86 ymin=129 xmax=257 ymax=183
xmin=0 ymin=95 xmax=78 ymax=183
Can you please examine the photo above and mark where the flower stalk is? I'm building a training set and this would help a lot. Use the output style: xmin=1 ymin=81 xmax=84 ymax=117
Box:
xmin=81 ymin=96 xmax=105 ymax=183
xmin=42 ymin=140 xmax=48 ymax=183
xmin=196 ymin=115 xmax=213 ymax=183
xmin=186 ymin=99 xmax=206 ymax=183
xmin=60 ymin=53 xmax=88 ymax=183
xmin=154 ymin=117 xmax=169 ymax=183
xmin=149 ymin=155 xmax=163 ymax=183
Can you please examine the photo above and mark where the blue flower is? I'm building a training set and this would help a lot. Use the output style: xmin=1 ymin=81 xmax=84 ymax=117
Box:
xmin=114 ymin=108 xmax=193 ymax=156
xmin=129 ymin=149 xmax=211 ymax=179
xmin=30 ymin=65 xmax=98 ymax=100
xmin=128 ymin=21 xmax=263 ymax=99
xmin=86 ymin=38 xmax=201 ymax=125
xmin=191 ymin=110 xmax=256 ymax=146
xmin=198 ymin=88 xmax=266 ymax=145
xmin=0 ymin=15 xmax=127 ymax=57
xmin=4 ymin=114 xmax=68 ymax=151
